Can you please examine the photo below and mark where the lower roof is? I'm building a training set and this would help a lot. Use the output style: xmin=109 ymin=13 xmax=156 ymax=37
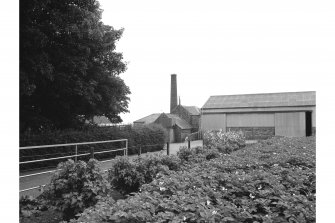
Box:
xmin=133 ymin=113 xmax=161 ymax=124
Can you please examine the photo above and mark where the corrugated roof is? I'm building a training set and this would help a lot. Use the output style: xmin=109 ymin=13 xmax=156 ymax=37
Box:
xmin=183 ymin=106 xmax=201 ymax=115
xmin=133 ymin=113 xmax=161 ymax=124
xmin=166 ymin=114 xmax=193 ymax=129
xmin=202 ymin=91 xmax=316 ymax=109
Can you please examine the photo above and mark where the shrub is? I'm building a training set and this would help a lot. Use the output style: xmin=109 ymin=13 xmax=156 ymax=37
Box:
xmin=177 ymin=146 xmax=221 ymax=163
xmin=20 ymin=124 xmax=167 ymax=171
xmin=72 ymin=137 xmax=315 ymax=223
xmin=203 ymin=129 xmax=246 ymax=153
xmin=41 ymin=159 xmax=110 ymax=221
xmin=107 ymin=154 xmax=181 ymax=195
xmin=19 ymin=195 xmax=47 ymax=218
xmin=107 ymin=156 xmax=144 ymax=195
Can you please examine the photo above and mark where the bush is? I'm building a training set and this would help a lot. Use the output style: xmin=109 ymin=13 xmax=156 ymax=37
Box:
xmin=177 ymin=146 xmax=221 ymax=163
xmin=20 ymin=124 xmax=167 ymax=171
xmin=72 ymin=137 xmax=315 ymax=223
xmin=41 ymin=159 xmax=111 ymax=221
xmin=203 ymin=129 xmax=246 ymax=153
xmin=107 ymin=154 xmax=181 ymax=195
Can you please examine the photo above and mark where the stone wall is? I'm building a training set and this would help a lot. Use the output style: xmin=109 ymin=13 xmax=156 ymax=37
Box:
xmin=190 ymin=115 xmax=200 ymax=131
xmin=172 ymin=105 xmax=191 ymax=124
xmin=172 ymin=105 xmax=200 ymax=132
xmin=173 ymin=126 xmax=191 ymax=142
xmin=227 ymin=127 xmax=275 ymax=140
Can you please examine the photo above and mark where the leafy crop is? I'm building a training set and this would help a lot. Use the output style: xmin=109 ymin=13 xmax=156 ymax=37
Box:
xmin=72 ymin=137 xmax=315 ymax=223
xmin=203 ymin=129 xmax=246 ymax=153
xmin=41 ymin=159 xmax=111 ymax=221
xmin=107 ymin=154 xmax=181 ymax=194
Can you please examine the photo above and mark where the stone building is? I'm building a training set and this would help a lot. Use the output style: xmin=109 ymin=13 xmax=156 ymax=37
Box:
xmin=133 ymin=74 xmax=200 ymax=142
xmin=201 ymin=91 xmax=316 ymax=140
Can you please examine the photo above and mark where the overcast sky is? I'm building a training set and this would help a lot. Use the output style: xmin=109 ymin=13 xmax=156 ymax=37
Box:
xmin=98 ymin=0 xmax=334 ymax=124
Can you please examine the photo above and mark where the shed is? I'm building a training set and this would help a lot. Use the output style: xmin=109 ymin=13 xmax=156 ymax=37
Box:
xmin=201 ymin=91 xmax=316 ymax=139
xmin=154 ymin=113 xmax=192 ymax=142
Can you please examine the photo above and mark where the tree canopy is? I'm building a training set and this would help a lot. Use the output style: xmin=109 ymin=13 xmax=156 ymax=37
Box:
xmin=20 ymin=0 xmax=130 ymax=132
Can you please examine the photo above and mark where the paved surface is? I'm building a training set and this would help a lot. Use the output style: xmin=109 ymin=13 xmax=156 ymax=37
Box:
xmin=19 ymin=140 xmax=203 ymax=198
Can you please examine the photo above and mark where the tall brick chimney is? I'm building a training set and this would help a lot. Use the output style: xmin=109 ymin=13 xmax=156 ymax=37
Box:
xmin=170 ymin=74 xmax=177 ymax=113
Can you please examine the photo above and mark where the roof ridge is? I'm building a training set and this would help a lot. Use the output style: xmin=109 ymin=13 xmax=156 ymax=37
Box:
xmin=209 ymin=91 xmax=315 ymax=98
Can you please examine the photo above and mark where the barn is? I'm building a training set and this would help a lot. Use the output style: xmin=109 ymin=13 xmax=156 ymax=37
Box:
xmin=201 ymin=91 xmax=316 ymax=140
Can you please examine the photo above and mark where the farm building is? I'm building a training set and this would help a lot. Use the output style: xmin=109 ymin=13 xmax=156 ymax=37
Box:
xmin=201 ymin=91 xmax=316 ymax=140
xmin=133 ymin=74 xmax=201 ymax=142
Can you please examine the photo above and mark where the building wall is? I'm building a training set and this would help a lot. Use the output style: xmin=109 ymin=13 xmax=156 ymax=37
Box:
xmin=274 ymin=112 xmax=306 ymax=137
xmin=154 ymin=114 xmax=173 ymax=128
xmin=172 ymin=105 xmax=200 ymax=132
xmin=201 ymin=107 xmax=316 ymax=139
xmin=168 ymin=128 xmax=175 ymax=143
xmin=172 ymin=106 xmax=191 ymax=124
xmin=201 ymin=113 xmax=226 ymax=131
xmin=190 ymin=115 xmax=200 ymax=132
xmin=226 ymin=113 xmax=275 ymax=139
xmin=173 ymin=126 xmax=191 ymax=142
xmin=226 ymin=113 xmax=274 ymax=127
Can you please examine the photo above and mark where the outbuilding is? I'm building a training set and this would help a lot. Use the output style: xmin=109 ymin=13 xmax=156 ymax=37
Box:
xmin=201 ymin=91 xmax=316 ymax=140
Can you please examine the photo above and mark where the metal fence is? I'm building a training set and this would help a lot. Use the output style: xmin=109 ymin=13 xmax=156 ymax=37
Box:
xmin=19 ymin=139 xmax=128 ymax=193
xmin=187 ymin=131 xmax=203 ymax=141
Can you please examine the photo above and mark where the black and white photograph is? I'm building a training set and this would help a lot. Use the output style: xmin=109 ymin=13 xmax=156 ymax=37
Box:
xmin=1 ymin=0 xmax=335 ymax=222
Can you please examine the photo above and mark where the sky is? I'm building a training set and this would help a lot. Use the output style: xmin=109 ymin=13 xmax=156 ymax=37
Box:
xmin=98 ymin=0 xmax=334 ymax=124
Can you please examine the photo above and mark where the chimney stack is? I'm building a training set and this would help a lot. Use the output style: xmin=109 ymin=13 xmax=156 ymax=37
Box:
xmin=170 ymin=74 xmax=177 ymax=113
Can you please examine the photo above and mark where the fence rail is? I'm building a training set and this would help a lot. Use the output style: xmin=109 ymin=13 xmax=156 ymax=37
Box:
xmin=20 ymin=139 xmax=128 ymax=193
xmin=187 ymin=131 xmax=203 ymax=141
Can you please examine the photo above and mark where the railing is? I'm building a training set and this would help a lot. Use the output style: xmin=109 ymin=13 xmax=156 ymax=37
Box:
xmin=187 ymin=131 xmax=203 ymax=141
xmin=19 ymin=139 xmax=128 ymax=193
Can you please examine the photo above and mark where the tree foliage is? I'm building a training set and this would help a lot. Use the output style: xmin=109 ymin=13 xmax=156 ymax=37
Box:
xmin=20 ymin=0 xmax=130 ymax=132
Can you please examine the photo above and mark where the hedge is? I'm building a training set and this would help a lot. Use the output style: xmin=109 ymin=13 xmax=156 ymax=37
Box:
xmin=20 ymin=124 xmax=167 ymax=171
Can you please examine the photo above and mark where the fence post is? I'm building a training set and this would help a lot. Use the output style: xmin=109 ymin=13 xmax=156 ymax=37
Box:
xmin=91 ymin=147 xmax=94 ymax=159
xmin=167 ymin=142 xmax=170 ymax=155
xmin=126 ymin=139 xmax=128 ymax=156
xmin=138 ymin=145 xmax=142 ymax=156
xmin=188 ymin=140 xmax=191 ymax=149
xmin=75 ymin=145 xmax=78 ymax=162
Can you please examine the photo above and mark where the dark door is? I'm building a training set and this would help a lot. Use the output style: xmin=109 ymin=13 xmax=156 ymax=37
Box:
xmin=305 ymin=111 xmax=312 ymax=136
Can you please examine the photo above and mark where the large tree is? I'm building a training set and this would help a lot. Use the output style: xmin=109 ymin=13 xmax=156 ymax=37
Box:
xmin=20 ymin=0 xmax=130 ymax=132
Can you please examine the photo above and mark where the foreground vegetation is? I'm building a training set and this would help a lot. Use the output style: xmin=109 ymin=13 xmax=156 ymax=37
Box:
xmin=20 ymin=133 xmax=315 ymax=223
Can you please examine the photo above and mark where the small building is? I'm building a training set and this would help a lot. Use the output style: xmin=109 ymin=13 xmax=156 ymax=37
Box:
xmin=133 ymin=74 xmax=200 ymax=143
xmin=154 ymin=113 xmax=192 ymax=142
xmin=201 ymin=91 xmax=316 ymax=140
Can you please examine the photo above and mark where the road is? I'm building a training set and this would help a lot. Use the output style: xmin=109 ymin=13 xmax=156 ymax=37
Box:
xmin=20 ymin=140 xmax=203 ymax=198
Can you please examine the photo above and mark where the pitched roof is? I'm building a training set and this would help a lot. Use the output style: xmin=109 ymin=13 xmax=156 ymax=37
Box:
xmin=166 ymin=114 xmax=193 ymax=129
xmin=183 ymin=106 xmax=201 ymax=115
xmin=133 ymin=113 xmax=161 ymax=124
xmin=202 ymin=91 xmax=316 ymax=109
xmin=93 ymin=116 xmax=111 ymax=124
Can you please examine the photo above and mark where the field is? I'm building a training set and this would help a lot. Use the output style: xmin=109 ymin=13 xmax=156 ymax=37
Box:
xmin=20 ymin=136 xmax=315 ymax=223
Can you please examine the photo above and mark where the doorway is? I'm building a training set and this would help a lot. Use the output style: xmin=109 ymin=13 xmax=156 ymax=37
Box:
xmin=305 ymin=111 xmax=312 ymax=136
